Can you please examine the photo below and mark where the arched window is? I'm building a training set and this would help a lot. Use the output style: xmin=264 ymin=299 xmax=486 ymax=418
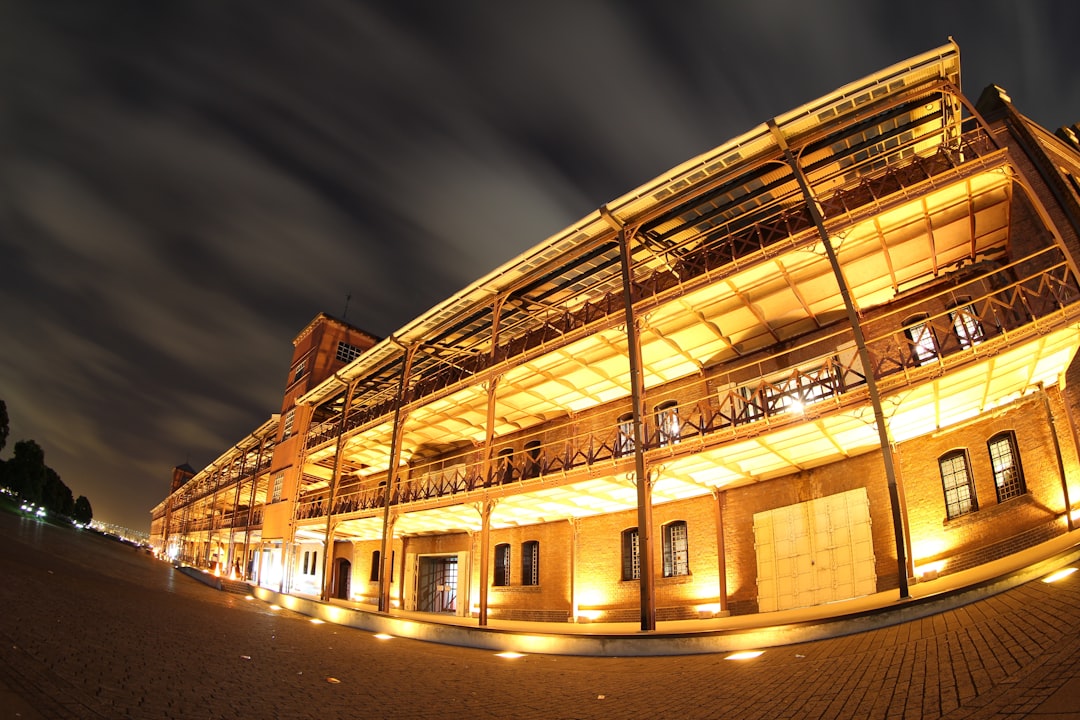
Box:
xmin=522 ymin=540 xmax=539 ymax=586
xmin=905 ymin=314 xmax=938 ymax=366
xmin=494 ymin=543 xmax=511 ymax=586
xmin=615 ymin=412 xmax=635 ymax=457
xmin=621 ymin=528 xmax=640 ymax=581
xmin=496 ymin=448 xmax=515 ymax=485
xmin=988 ymin=431 xmax=1026 ymax=502
xmin=939 ymin=449 xmax=977 ymax=519
xmin=655 ymin=401 xmax=680 ymax=447
xmin=524 ymin=440 xmax=542 ymax=479
xmin=369 ymin=550 xmax=395 ymax=582
xmin=662 ymin=520 xmax=689 ymax=577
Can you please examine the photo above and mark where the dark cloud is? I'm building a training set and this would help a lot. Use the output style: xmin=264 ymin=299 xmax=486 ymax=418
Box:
xmin=1 ymin=1 xmax=1077 ymax=531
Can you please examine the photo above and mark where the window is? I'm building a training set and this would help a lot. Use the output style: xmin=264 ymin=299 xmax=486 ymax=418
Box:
xmin=655 ymin=401 xmax=680 ymax=447
xmin=906 ymin=315 xmax=939 ymax=366
xmin=988 ymin=431 xmax=1026 ymax=502
xmin=336 ymin=341 xmax=363 ymax=364
xmin=950 ymin=302 xmax=985 ymax=348
xmin=522 ymin=541 xmax=539 ymax=586
xmin=282 ymin=408 xmax=295 ymax=440
xmin=662 ymin=520 xmax=690 ymax=577
xmin=271 ymin=472 xmax=284 ymax=503
xmin=496 ymin=448 xmax=515 ymax=485
xmin=939 ymin=450 xmax=977 ymax=519
xmin=309 ymin=551 xmax=318 ymax=576
xmin=735 ymin=385 xmax=764 ymax=424
xmin=494 ymin=543 xmax=511 ymax=586
xmin=303 ymin=551 xmax=310 ymax=575
xmin=292 ymin=359 xmax=307 ymax=383
xmin=615 ymin=412 xmax=635 ymax=457
xmin=524 ymin=440 xmax=542 ymax=479
xmin=370 ymin=550 xmax=380 ymax=582
xmin=621 ymin=528 xmax=640 ymax=581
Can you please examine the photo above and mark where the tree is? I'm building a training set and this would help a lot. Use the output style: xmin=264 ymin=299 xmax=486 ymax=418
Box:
xmin=72 ymin=495 xmax=93 ymax=525
xmin=0 ymin=399 xmax=8 ymax=454
xmin=42 ymin=467 xmax=75 ymax=517
xmin=6 ymin=440 xmax=47 ymax=503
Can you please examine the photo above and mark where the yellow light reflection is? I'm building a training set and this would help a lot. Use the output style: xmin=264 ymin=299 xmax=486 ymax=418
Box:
xmin=373 ymin=633 xmax=393 ymax=641
xmin=495 ymin=651 xmax=526 ymax=659
xmin=269 ymin=604 xmax=281 ymax=611
xmin=1042 ymin=567 xmax=1077 ymax=583
xmin=310 ymin=618 xmax=325 ymax=624
xmin=725 ymin=650 xmax=763 ymax=661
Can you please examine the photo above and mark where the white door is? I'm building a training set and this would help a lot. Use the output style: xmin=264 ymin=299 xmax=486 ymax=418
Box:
xmin=754 ymin=487 xmax=875 ymax=612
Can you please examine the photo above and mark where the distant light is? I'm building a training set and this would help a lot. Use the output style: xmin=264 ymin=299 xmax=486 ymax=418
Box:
xmin=725 ymin=650 xmax=763 ymax=661
xmin=1042 ymin=567 xmax=1077 ymax=583
xmin=495 ymin=651 xmax=525 ymax=659
xmin=373 ymin=633 xmax=393 ymax=641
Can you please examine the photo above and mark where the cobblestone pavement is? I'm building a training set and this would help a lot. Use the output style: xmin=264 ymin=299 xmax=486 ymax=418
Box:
xmin=2 ymin=512 xmax=1079 ymax=720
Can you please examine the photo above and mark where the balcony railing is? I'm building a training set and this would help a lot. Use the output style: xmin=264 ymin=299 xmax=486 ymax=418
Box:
xmin=292 ymin=242 xmax=1080 ymax=525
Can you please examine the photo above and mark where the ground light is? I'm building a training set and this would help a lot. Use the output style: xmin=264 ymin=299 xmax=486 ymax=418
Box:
xmin=725 ymin=650 xmax=764 ymax=661
xmin=1042 ymin=567 xmax=1077 ymax=583
xmin=373 ymin=633 xmax=393 ymax=641
xmin=495 ymin=651 xmax=526 ymax=659
xmin=269 ymin=604 xmax=282 ymax=611
xmin=309 ymin=618 xmax=325 ymax=624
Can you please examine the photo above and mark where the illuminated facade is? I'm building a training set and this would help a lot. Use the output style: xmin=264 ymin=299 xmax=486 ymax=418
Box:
xmin=151 ymin=43 xmax=1080 ymax=629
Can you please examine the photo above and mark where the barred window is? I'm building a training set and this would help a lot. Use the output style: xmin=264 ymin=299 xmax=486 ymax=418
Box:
xmin=336 ymin=341 xmax=364 ymax=364
xmin=621 ymin=528 xmax=640 ymax=581
xmin=292 ymin=359 xmax=307 ymax=383
xmin=662 ymin=520 xmax=690 ymax=577
xmin=988 ymin=431 xmax=1026 ymax=502
xmin=950 ymin=302 xmax=985 ymax=349
xmin=281 ymin=408 xmax=295 ymax=440
xmin=655 ymin=401 xmax=680 ymax=447
xmin=940 ymin=450 xmax=977 ymax=519
xmin=494 ymin=543 xmax=511 ymax=586
xmin=496 ymin=448 xmax=515 ymax=485
xmin=906 ymin=315 xmax=939 ymax=366
xmin=615 ymin=412 xmax=635 ymax=457
xmin=271 ymin=472 xmax=284 ymax=503
xmin=522 ymin=540 xmax=539 ymax=586
xmin=524 ymin=440 xmax=542 ymax=479
xmin=368 ymin=550 xmax=396 ymax=582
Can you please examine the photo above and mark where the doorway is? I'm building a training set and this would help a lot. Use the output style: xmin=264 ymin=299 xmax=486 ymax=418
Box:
xmin=417 ymin=555 xmax=458 ymax=613
xmin=334 ymin=558 xmax=351 ymax=600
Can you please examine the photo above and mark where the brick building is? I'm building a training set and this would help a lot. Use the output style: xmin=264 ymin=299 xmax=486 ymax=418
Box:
xmin=150 ymin=42 xmax=1080 ymax=630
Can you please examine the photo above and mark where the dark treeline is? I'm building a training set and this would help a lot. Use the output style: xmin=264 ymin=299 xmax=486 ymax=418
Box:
xmin=0 ymin=399 xmax=93 ymax=524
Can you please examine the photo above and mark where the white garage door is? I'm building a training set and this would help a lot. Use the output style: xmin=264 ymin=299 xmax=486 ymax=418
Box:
xmin=754 ymin=487 xmax=876 ymax=612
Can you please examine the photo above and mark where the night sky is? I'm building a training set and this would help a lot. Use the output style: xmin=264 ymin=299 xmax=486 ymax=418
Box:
xmin=2 ymin=1 xmax=1078 ymax=532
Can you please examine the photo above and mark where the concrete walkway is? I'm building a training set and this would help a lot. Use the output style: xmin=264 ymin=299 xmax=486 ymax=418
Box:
xmin=3 ymin=511 xmax=1080 ymax=718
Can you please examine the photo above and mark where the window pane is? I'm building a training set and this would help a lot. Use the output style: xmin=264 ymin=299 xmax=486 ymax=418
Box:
xmin=663 ymin=521 xmax=689 ymax=577
xmin=616 ymin=413 xmax=635 ymax=457
xmin=622 ymin=528 xmax=640 ymax=580
xmin=940 ymin=451 xmax=976 ymax=519
xmin=908 ymin=322 xmax=938 ymax=365
xmin=989 ymin=433 xmax=1025 ymax=502
xmin=656 ymin=402 xmax=680 ymax=447
xmin=951 ymin=305 xmax=985 ymax=348
xmin=494 ymin=544 xmax=510 ymax=586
